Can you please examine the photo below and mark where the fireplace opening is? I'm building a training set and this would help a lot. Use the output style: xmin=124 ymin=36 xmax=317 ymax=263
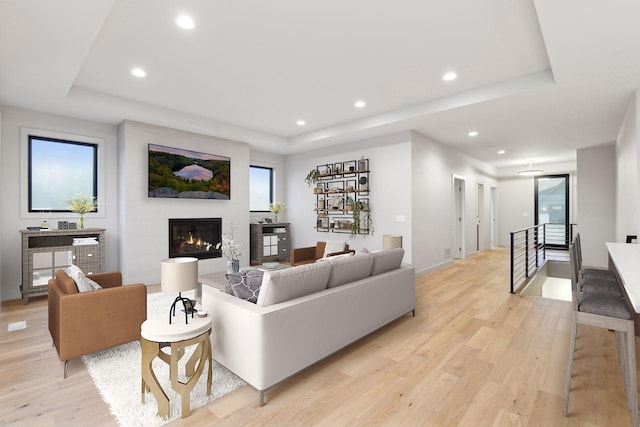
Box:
xmin=169 ymin=218 xmax=222 ymax=260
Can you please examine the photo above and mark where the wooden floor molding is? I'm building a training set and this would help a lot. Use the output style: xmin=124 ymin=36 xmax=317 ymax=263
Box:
xmin=1 ymin=248 xmax=636 ymax=426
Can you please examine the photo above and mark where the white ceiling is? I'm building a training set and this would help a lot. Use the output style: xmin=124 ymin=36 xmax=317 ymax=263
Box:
xmin=1 ymin=0 xmax=639 ymax=168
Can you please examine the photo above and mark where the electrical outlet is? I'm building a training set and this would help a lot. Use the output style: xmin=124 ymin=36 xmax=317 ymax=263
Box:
xmin=444 ymin=248 xmax=451 ymax=257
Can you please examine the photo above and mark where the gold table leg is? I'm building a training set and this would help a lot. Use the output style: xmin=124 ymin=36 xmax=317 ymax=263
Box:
xmin=141 ymin=329 xmax=212 ymax=419
xmin=140 ymin=337 xmax=170 ymax=418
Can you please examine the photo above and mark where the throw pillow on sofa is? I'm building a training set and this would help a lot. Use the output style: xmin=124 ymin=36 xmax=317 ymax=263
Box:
xmin=323 ymin=240 xmax=346 ymax=258
xmin=227 ymin=270 xmax=264 ymax=303
xmin=65 ymin=264 xmax=103 ymax=292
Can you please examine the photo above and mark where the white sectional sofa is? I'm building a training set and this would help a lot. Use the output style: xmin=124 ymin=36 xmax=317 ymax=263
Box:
xmin=201 ymin=248 xmax=415 ymax=406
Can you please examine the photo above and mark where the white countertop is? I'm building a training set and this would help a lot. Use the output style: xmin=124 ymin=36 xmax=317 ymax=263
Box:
xmin=606 ymin=242 xmax=640 ymax=313
xmin=141 ymin=313 xmax=211 ymax=342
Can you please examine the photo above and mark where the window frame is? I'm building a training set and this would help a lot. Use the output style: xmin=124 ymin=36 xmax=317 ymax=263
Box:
xmin=28 ymin=135 xmax=99 ymax=213
xmin=20 ymin=127 xmax=105 ymax=220
xmin=249 ymin=165 xmax=274 ymax=212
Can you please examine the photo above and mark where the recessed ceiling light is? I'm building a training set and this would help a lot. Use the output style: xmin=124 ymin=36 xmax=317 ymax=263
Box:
xmin=468 ymin=131 xmax=479 ymax=137
xmin=354 ymin=100 xmax=366 ymax=108
xmin=296 ymin=120 xmax=306 ymax=126
xmin=442 ymin=71 xmax=458 ymax=81
xmin=497 ymin=150 xmax=506 ymax=155
xmin=176 ymin=15 xmax=195 ymax=30
xmin=131 ymin=68 xmax=146 ymax=78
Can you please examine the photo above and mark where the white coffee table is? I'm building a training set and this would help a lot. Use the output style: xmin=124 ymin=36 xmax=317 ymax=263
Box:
xmin=140 ymin=314 xmax=212 ymax=418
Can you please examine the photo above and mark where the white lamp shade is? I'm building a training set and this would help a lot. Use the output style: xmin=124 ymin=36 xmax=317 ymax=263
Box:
xmin=161 ymin=257 xmax=198 ymax=293
xmin=383 ymin=235 xmax=403 ymax=249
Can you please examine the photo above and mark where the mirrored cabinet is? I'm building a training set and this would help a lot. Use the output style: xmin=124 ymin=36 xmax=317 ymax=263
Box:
xmin=20 ymin=228 xmax=105 ymax=304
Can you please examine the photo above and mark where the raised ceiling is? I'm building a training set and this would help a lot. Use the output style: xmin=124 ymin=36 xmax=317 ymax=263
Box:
xmin=1 ymin=0 xmax=639 ymax=168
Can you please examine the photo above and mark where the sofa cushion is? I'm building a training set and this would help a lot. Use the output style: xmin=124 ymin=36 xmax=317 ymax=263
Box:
xmin=65 ymin=264 xmax=102 ymax=292
xmin=370 ymin=248 xmax=405 ymax=276
xmin=327 ymin=252 xmax=374 ymax=288
xmin=323 ymin=240 xmax=346 ymax=258
xmin=256 ymin=262 xmax=331 ymax=306
xmin=227 ymin=270 xmax=264 ymax=303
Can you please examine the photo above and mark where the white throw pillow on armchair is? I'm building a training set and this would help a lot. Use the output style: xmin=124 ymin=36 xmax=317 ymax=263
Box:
xmin=323 ymin=240 xmax=346 ymax=258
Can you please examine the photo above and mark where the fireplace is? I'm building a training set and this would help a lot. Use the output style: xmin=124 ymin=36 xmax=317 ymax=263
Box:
xmin=169 ymin=218 xmax=222 ymax=260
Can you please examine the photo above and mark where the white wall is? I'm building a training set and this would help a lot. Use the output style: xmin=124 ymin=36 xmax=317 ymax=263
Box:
xmin=285 ymin=130 xmax=498 ymax=277
xmin=576 ymin=145 xmax=616 ymax=267
xmin=117 ymin=121 xmax=251 ymax=286
xmin=0 ymin=106 xmax=119 ymax=301
xmin=285 ymin=132 xmax=413 ymax=263
xmin=411 ymin=131 xmax=498 ymax=274
xmin=615 ymin=91 xmax=639 ymax=241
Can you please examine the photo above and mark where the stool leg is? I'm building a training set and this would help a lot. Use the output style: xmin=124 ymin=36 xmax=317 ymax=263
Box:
xmin=626 ymin=325 xmax=638 ymax=427
xmin=563 ymin=311 xmax=578 ymax=417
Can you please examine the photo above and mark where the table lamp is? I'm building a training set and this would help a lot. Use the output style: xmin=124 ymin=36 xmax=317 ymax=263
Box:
xmin=161 ymin=257 xmax=198 ymax=324
xmin=383 ymin=235 xmax=403 ymax=249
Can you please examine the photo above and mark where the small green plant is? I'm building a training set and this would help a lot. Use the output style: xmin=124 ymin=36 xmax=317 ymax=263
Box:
xmin=351 ymin=200 xmax=373 ymax=238
xmin=305 ymin=169 xmax=321 ymax=187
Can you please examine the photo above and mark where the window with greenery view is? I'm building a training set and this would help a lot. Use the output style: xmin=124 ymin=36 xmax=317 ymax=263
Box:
xmin=28 ymin=136 xmax=98 ymax=212
xmin=250 ymin=165 xmax=273 ymax=212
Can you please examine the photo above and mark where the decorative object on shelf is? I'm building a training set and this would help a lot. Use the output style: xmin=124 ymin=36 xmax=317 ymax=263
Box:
xmin=358 ymin=176 xmax=368 ymax=192
xmin=351 ymin=200 xmax=373 ymax=238
xmin=216 ymin=222 xmax=241 ymax=273
xmin=358 ymin=156 xmax=367 ymax=172
xmin=305 ymin=168 xmax=321 ymax=187
xmin=66 ymin=194 xmax=96 ymax=229
xmin=160 ymin=257 xmax=199 ymax=324
xmin=269 ymin=202 xmax=285 ymax=223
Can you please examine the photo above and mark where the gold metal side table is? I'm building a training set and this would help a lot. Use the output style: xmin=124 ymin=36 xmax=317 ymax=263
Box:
xmin=140 ymin=314 xmax=212 ymax=418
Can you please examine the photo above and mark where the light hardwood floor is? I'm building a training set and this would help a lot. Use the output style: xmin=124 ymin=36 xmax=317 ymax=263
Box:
xmin=1 ymin=248 xmax=635 ymax=426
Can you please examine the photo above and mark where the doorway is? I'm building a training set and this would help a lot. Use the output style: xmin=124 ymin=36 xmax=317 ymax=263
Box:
xmin=476 ymin=183 xmax=484 ymax=252
xmin=490 ymin=186 xmax=497 ymax=248
xmin=453 ymin=175 xmax=466 ymax=259
xmin=535 ymin=174 xmax=569 ymax=249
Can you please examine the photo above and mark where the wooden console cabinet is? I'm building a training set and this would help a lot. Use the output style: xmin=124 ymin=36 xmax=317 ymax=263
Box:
xmin=20 ymin=228 xmax=106 ymax=304
xmin=250 ymin=223 xmax=290 ymax=265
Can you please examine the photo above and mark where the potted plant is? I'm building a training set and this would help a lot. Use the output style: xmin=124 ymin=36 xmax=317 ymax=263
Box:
xmin=269 ymin=202 xmax=285 ymax=223
xmin=66 ymin=194 xmax=96 ymax=229
xmin=351 ymin=200 xmax=373 ymax=238
xmin=305 ymin=168 xmax=321 ymax=187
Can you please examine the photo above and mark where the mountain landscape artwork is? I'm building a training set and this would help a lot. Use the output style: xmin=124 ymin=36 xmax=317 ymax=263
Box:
xmin=148 ymin=143 xmax=231 ymax=199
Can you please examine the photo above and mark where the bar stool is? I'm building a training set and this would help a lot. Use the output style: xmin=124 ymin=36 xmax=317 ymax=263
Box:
xmin=574 ymin=234 xmax=621 ymax=296
xmin=563 ymin=243 xmax=637 ymax=427
xmin=575 ymin=234 xmax=618 ymax=280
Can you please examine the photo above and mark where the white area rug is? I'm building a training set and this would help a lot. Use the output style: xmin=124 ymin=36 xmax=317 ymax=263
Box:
xmin=82 ymin=290 xmax=246 ymax=427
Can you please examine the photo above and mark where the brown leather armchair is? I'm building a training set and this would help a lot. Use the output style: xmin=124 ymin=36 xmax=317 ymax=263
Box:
xmin=48 ymin=269 xmax=147 ymax=377
xmin=290 ymin=241 xmax=355 ymax=266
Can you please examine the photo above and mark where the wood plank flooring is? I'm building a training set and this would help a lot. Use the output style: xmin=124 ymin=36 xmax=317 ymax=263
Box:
xmin=0 ymin=248 xmax=635 ymax=426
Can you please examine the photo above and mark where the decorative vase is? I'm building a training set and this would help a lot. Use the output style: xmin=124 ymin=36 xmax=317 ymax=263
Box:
xmin=78 ymin=214 xmax=85 ymax=229
xmin=227 ymin=259 xmax=240 ymax=274
xmin=274 ymin=213 xmax=279 ymax=223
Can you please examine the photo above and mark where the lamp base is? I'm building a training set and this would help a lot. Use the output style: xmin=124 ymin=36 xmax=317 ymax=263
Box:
xmin=169 ymin=292 xmax=195 ymax=324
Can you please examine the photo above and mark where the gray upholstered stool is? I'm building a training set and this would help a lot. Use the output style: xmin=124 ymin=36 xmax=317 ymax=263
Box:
xmin=575 ymin=234 xmax=618 ymax=283
xmin=564 ymin=243 xmax=637 ymax=427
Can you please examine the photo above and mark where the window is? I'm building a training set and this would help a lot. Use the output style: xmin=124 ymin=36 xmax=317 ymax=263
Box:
xmin=249 ymin=165 xmax=273 ymax=212
xmin=28 ymin=136 xmax=98 ymax=212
